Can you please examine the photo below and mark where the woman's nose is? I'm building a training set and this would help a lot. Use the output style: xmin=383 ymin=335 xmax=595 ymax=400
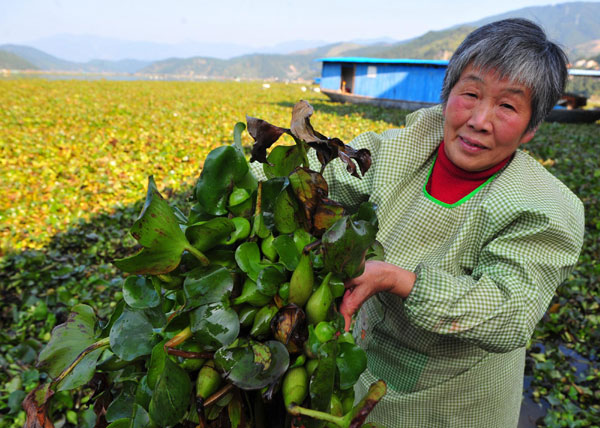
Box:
xmin=467 ymin=104 xmax=493 ymax=132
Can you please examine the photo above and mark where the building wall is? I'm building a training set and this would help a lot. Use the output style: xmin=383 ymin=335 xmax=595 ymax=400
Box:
xmin=321 ymin=63 xmax=342 ymax=91
xmin=320 ymin=62 xmax=447 ymax=104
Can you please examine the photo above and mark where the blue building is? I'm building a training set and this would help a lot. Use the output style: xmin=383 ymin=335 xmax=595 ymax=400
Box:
xmin=318 ymin=57 xmax=449 ymax=110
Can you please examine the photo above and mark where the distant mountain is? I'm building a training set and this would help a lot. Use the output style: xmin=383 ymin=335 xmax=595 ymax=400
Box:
xmin=140 ymin=53 xmax=321 ymax=81
xmin=464 ymin=2 xmax=600 ymax=59
xmin=0 ymin=44 xmax=150 ymax=73
xmin=20 ymin=34 xmax=332 ymax=62
xmin=140 ymin=41 xmax=385 ymax=80
xmin=0 ymin=50 xmax=38 ymax=70
xmin=341 ymin=26 xmax=476 ymax=60
xmin=2 ymin=2 xmax=600 ymax=81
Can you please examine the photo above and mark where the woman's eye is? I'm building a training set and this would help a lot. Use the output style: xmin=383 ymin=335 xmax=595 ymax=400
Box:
xmin=501 ymin=103 xmax=515 ymax=111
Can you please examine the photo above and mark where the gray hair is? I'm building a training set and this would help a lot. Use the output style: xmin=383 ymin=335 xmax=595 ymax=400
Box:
xmin=441 ymin=18 xmax=568 ymax=131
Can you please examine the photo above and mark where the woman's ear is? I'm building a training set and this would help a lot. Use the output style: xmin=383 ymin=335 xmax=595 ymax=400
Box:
xmin=519 ymin=127 xmax=538 ymax=145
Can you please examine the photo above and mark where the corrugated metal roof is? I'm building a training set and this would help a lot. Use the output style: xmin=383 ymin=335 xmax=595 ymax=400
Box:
xmin=568 ymin=69 xmax=600 ymax=78
xmin=317 ymin=57 xmax=450 ymax=66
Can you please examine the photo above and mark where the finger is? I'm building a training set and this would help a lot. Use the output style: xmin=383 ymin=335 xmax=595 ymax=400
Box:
xmin=340 ymin=289 xmax=355 ymax=332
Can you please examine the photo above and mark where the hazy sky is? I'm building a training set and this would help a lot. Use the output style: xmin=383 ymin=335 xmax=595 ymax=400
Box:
xmin=1 ymin=0 xmax=597 ymax=46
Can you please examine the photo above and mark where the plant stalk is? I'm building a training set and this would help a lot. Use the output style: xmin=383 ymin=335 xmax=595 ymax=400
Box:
xmin=287 ymin=404 xmax=347 ymax=427
xmin=164 ymin=326 xmax=192 ymax=350
xmin=186 ymin=245 xmax=210 ymax=266
xmin=52 ymin=337 xmax=110 ymax=386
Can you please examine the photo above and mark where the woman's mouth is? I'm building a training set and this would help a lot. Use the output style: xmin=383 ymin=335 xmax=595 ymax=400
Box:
xmin=460 ymin=136 xmax=488 ymax=151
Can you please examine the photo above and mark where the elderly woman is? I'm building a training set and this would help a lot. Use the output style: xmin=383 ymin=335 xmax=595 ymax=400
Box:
xmin=319 ymin=18 xmax=584 ymax=427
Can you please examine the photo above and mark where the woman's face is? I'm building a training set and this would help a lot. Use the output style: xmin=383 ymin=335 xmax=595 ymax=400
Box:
xmin=443 ymin=64 xmax=537 ymax=172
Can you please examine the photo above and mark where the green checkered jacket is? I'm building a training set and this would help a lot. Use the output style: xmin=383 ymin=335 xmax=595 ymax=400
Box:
xmin=316 ymin=105 xmax=585 ymax=427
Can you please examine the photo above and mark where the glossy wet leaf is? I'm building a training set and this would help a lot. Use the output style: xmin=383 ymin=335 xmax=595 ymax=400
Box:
xmin=147 ymin=339 xmax=168 ymax=390
xmin=190 ymin=302 xmax=240 ymax=350
xmin=235 ymin=241 xmax=262 ymax=281
xmin=148 ymin=357 xmax=192 ymax=427
xmin=105 ymin=404 xmax=152 ymax=428
xmin=336 ymin=342 xmax=367 ymax=390
xmin=272 ymin=235 xmax=300 ymax=271
xmin=321 ymin=217 xmax=377 ymax=279
xmin=205 ymin=248 xmax=237 ymax=268
xmin=310 ymin=341 xmax=337 ymax=415
xmin=109 ymin=309 xmax=156 ymax=361
xmin=185 ymin=217 xmax=235 ymax=252
xmin=274 ymin=188 xmax=301 ymax=234
xmin=263 ymin=145 xmax=306 ymax=179
xmin=353 ymin=202 xmax=379 ymax=228
xmin=256 ymin=264 xmax=287 ymax=297
xmin=195 ymin=145 xmax=249 ymax=215
xmin=106 ymin=392 xmax=134 ymax=422
xmin=228 ymin=395 xmax=243 ymax=428
xmin=215 ymin=340 xmax=289 ymax=390
xmin=37 ymin=304 xmax=103 ymax=391
xmin=183 ymin=265 xmax=234 ymax=308
xmin=114 ymin=176 xmax=196 ymax=275
xmin=233 ymin=121 xmax=246 ymax=153
xmin=260 ymin=177 xmax=288 ymax=232
xmin=366 ymin=240 xmax=385 ymax=261
xmin=122 ymin=276 xmax=160 ymax=309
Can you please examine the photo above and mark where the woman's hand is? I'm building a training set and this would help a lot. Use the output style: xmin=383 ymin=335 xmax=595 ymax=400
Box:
xmin=340 ymin=260 xmax=416 ymax=331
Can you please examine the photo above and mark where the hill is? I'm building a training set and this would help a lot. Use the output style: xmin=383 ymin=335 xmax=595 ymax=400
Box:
xmin=2 ymin=2 xmax=600 ymax=81
xmin=0 ymin=44 xmax=150 ymax=73
xmin=140 ymin=42 xmax=369 ymax=80
xmin=467 ymin=1 xmax=600 ymax=59
xmin=138 ymin=2 xmax=600 ymax=80
xmin=341 ymin=26 xmax=476 ymax=60
xmin=0 ymin=50 xmax=38 ymax=70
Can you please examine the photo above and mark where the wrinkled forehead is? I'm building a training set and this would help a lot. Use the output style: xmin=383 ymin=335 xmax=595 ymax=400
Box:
xmin=465 ymin=60 xmax=535 ymax=93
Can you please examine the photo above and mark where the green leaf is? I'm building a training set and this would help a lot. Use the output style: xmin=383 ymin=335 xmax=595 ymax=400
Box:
xmin=122 ymin=276 xmax=160 ymax=309
xmin=235 ymin=241 xmax=262 ymax=281
xmin=309 ymin=342 xmax=337 ymax=425
xmin=147 ymin=340 xmax=168 ymax=390
xmin=256 ymin=265 xmax=286 ymax=297
xmin=261 ymin=177 xmax=288 ymax=232
xmin=37 ymin=304 xmax=104 ymax=390
xmin=190 ymin=302 xmax=240 ymax=350
xmin=195 ymin=145 xmax=249 ymax=215
xmin=106 ymin=392 xmax=134 ymax=422
xmin=109 ymin=309 xmax=156 ymax=361
xmin=215 ymin=340 xmax=289 ymax=390
xmin=228 ymin=395 xmax=243 ymax=428
xmin=321 ymin=217 xmax=377 ymax=279
xmin=183 ymin=265 xmax=234 ymax=309
xmin=352 ymin=201 xmax=379 ymax=228
xmin=114 ymin=176 xmax=203 ymax=274
xmin=336 ymin=342 xmax=367 ymax=390
xmin=273 ymin=235 xmax=300 ymax=271
xmin=135 ymin=376 xmax=153 ymax=409
xmin=263 ymin=145 xmax=305 ymax=179
xmin=185 ymin=217 xmax=235 ymax=252
xmin=148 ymin=358 xmax=192 ymax=427
xmin=233 ymin=122 xmax=246 ymax=153
xmin=274 ymin=188 xmax=301 ymax=234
